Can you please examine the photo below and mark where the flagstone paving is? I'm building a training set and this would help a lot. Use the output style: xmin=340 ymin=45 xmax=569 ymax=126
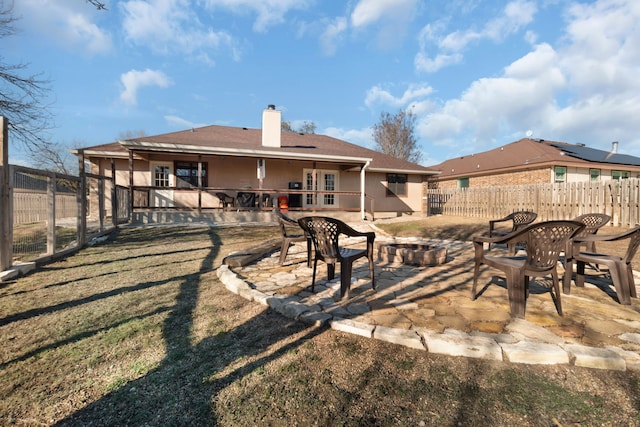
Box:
xmin=217 ymin=222 xmax=640 ymax=371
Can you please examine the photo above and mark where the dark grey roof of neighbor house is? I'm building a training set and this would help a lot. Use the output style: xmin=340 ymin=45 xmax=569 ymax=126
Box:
xmin=429 ymin=138 xmax=640 ymax=180
xmin=80 ymin=124 xmax=437 ymax=175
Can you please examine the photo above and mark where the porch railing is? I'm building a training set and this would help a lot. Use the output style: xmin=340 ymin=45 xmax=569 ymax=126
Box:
xmin=129 ymin=186 xmax=375 ymax=219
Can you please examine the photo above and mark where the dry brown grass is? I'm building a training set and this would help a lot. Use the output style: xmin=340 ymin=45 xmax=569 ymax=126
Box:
xmin=1 ymin=219 xmax=639 ymax=426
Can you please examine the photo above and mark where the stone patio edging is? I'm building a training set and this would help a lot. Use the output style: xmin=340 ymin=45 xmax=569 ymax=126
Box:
xmin=216 ymin=264 xmax=639 ymax=371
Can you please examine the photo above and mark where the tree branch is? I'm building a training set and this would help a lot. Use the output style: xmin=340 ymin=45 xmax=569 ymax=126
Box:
xmin=86 ymin=0 xmax=107 ymax=10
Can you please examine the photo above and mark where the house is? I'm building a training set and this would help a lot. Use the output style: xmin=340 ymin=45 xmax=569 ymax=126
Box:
xmin=77 ymin=105 xmax=438 ymax=221
xmin=428 ymin=138 xmax=640 ymax=189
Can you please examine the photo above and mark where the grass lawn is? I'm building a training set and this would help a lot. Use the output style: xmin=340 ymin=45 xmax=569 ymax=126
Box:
xmin=1 ymin=218 xmax=639 ymax=426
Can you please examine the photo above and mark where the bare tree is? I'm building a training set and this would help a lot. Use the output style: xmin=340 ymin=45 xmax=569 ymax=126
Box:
xmin=30 ymin=140 xmax=80 ymax=175
xmin=372 ymin=109 xmax=422 ymax=164
xmin=281 ymin=120 xmax=293 ymax=132
xmin=299 ymin=121 xmax=316 ymax=134
xmin=118 ymin=130 xmax=146 ymax=140
xmin=281 ymin=120 xmax=316 ymax=134
xmin=0 ymin=3 xmax=53 ymax=154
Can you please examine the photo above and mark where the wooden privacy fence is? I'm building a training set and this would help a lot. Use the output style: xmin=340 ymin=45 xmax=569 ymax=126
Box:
xmin=13 ymin=192 xmax=77 ymax=225
xmin=426 ymin=179 xmax=640 ymax=227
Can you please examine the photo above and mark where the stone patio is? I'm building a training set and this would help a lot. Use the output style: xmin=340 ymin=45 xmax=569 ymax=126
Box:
xmin=217 ymin=222 xmax=640 ymax=371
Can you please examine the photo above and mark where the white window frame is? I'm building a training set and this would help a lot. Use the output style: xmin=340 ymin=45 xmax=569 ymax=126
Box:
xmin=150 ymin=161 xmax=174 ymax=207
xmin=151 ymin=161 xmax=174 ymax=187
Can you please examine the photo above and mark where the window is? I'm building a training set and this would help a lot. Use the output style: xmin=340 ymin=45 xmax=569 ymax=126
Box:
xmin=305 ymin=172 xmax=314 ymax=205
xmin=154 ymin=165 xmax=171 ymax=187
xmin=323 ymin=173 xmax=335 ymax=205
xmin=175 ymin=162 xmax=207 ymax=187
xmin=387 ymin=173 xmax=407 ymax=196
xmin=612 ymin=170 xmax=630 ymax=181
xmin=554 ymin=166 xmax=566 ymax=183
xmin=589 ymin=169 xmax=600 ymax=182
xmin=458 ymin=177 xmax=469 ymax=188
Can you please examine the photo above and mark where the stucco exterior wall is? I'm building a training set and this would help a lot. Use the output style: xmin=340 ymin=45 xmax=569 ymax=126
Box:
xmin=87 ymin=154 xmax=427 ymax=215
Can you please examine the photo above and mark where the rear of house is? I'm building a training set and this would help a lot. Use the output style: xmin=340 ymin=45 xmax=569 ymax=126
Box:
xmin=78 ymin=106 xmax=438 ymax=222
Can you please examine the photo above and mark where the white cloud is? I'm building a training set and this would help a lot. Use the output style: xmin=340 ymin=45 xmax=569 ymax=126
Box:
xmin=319 ymin=17 xmax=348 ymax=55
xmin=415 ymin=0 xmax=537 ymax=73
xmin=419 ymin=43 xmax=564 ymax=145
xmin=324 ymin=126 xmax=374 ymax=149
xmin=119 ymin=69 xmax=172 ymax=106
xmin=164 ymin=115 xmax=208 ymax=129
xmin=15 ymin=0 xmax=112 ymax=55
xmin=350 ymin=0 xmax=417 ymax=28
xmin=483 ymin=0 xmax=537 ymax=42
xmin=65 ymin=14 xmax=112 ymax=55
xmin=365 ymin=83 xmax=434 ymax=109
xmin=202 ymin=0 xmax=312 ymax=32
xmin=350 ymin=0 xmax=419 ymax=49
xmin=121 ymin=0 xmax=236 ymax=58
xmin=416 ymin=0 xmax=640 ymax=157
xmin=414 ymin=52 xmax=462 ymax=73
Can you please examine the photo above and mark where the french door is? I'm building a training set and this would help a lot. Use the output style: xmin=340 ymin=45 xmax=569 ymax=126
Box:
xmin=303 ymin=169 xmax=338 ymax=208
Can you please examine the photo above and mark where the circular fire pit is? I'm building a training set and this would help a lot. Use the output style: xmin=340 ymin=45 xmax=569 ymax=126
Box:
xmin=376 ymin=242 xmax=448 ymax=266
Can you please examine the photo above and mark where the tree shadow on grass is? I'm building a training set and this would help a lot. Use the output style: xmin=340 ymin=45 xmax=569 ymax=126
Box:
xmin=54 ymin=227 xmax=326 ymax=426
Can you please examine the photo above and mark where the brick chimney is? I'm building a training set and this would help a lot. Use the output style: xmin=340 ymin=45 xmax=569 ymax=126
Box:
xmin=262 ymin=104 xmax=281 ymax=148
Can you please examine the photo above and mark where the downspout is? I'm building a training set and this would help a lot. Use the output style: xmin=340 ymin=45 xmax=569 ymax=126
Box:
xmin=360 ymin=160 xmax=371 ymax=220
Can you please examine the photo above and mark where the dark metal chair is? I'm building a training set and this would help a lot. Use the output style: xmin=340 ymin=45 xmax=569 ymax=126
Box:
xmin=298 ymin=216 xmax=375 ymax=299
xmin=569 ymin=226 xmax=640 ymax=305
xmin=215 ymin=192 xmax=235 ymax=209
xmin=473 ymin=220 xmax=584 ymax=318
xmin=489 ymin=211 xmax=538 ymax=254
xmin=276 ymin=211 xmax=310 ymax=266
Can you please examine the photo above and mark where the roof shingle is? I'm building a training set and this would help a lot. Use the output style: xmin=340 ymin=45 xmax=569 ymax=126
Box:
xmin=81 ymin=124 xmax=436 ymax=175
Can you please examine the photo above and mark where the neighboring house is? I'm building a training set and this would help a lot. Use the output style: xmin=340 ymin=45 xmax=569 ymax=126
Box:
xmin=428 ymin=138 xmax=640 ymax=189
xmin=77 ymin=105 xmax=438 ymax=220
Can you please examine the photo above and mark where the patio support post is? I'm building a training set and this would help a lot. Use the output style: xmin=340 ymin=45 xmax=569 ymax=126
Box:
xmin=0 ymin=116 xmax=12 ymax=271
xmin=111 ymin=158 xmax=117 ymax=227
xmin=128 ymin=150 xmax=134 ymax=215
xmin=312 ymin=162 xmax=317 ymax=211
xmin=46 ymin=172 xmax=56 ymax=255
xmin=360 ymin=160 xmax=370 ymax=220
xmin=77 ymin=149 xmax=86 ymax=247
xmin=197 ymin=155 xmax=202 ymax=213
xmin=257 ymin=158 xmax=264 ymax=210
xmin=98 ymin=172 xmax=105 ymax=231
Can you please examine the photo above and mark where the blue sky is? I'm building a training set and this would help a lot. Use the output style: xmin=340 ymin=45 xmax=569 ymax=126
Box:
xmin=4 ymin=0 xmax=640 ymax=167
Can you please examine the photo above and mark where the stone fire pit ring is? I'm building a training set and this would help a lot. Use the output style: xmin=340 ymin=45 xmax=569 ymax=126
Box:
xmin=376 ymin=241 xmax=448 ymax=267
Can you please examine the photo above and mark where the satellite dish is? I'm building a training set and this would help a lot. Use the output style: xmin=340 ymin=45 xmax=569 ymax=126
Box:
xmin=526 ymin=130 xmax=533 ymax=138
